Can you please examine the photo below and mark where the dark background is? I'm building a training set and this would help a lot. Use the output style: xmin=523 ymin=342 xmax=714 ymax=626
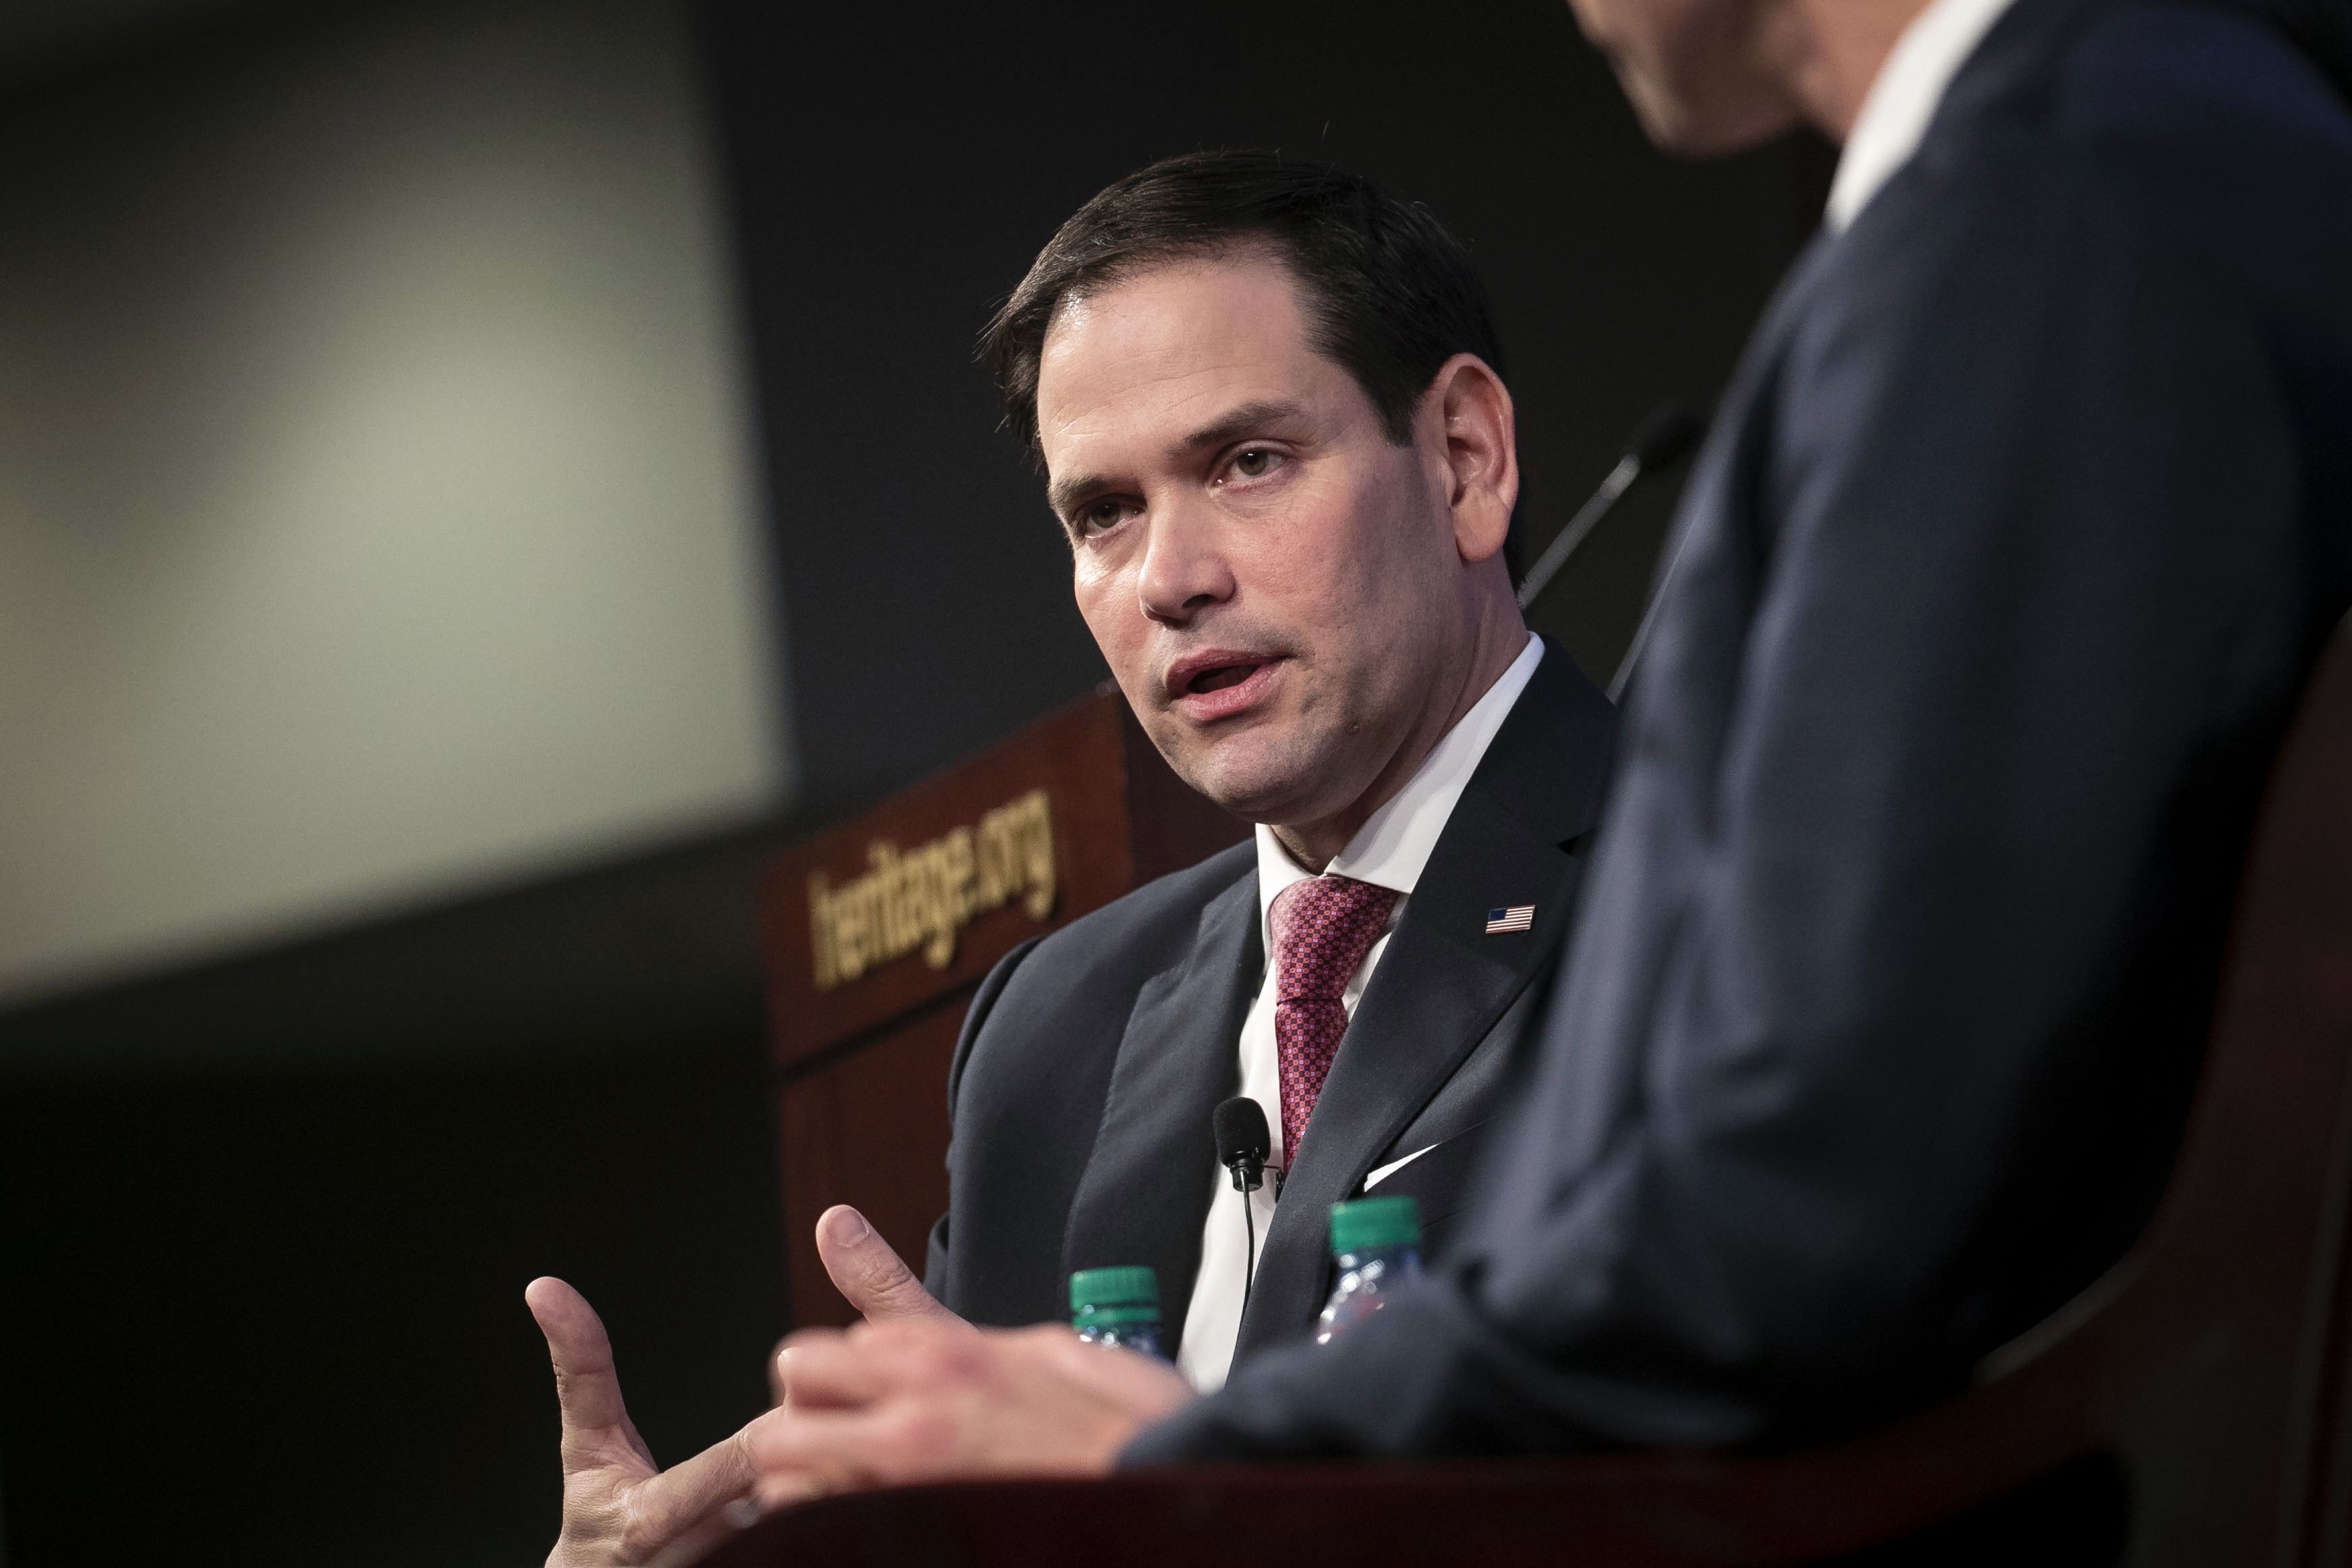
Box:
xmin=0 ymin=0 xmax=1820 ymax=1561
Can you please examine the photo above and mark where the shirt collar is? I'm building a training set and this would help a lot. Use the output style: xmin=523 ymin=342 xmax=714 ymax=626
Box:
xmin=1254 ymin=634 xmax=1543 ymax=922
xmin=1824 ymin=0 xmax=2020 ymax=233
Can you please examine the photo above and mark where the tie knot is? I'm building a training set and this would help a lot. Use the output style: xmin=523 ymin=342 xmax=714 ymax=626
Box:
xmin=1269 ymin=874 xmax=1398 ymax=1004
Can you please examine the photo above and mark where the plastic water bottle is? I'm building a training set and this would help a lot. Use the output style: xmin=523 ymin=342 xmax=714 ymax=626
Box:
xmin=1069 ymin=1265 xmax=1167 ymax=1358
xmin=1314 ymin=1194 xmax=1423 ymax=1344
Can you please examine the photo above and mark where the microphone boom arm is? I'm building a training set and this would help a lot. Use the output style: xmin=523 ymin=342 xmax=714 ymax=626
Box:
xmin=1515 ymin=403 xmax=1703 ymax=615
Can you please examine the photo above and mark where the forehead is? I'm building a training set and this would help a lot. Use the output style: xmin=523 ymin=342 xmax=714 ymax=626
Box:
xmin=1034 ymin=254 xmax=1354 ymax=469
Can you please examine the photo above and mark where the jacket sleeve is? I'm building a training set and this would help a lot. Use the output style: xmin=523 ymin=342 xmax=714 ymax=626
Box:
xmin=1129 ymin=148 xmax=2313 ymax=1461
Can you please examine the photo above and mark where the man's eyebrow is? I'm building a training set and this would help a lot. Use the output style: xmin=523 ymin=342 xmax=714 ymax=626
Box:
xmin=1045 ymin=400 xmax=1313 ymax=521
xmin=1047 ymin=469 xmax=1114 ymax=521
xmin=1167 ymin=399 xmax=1311 ymax=463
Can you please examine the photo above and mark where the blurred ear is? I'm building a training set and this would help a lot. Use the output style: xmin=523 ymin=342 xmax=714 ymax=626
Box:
xmin=1423 ymin=354 xmax=1518 ymax=566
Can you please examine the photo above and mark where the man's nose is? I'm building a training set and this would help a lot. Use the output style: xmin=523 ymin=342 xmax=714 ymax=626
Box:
xmin=1136 ymin=502 xmax=1235 ymax=625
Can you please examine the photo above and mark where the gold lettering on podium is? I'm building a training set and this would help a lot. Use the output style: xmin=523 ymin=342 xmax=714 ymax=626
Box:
xmin=807 ymin=788 xmax=1058 ymax=989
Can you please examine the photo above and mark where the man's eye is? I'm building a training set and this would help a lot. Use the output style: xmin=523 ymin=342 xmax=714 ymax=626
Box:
xmin=1230 ymin=448 xmax=1284 ymax=480
xmin=1078 ymin=500 xmax=1132 ymax=535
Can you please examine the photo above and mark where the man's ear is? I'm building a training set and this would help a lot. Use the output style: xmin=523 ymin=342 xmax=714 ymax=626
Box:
xmin=1424 ymin=354 xmax=1519 ymax=565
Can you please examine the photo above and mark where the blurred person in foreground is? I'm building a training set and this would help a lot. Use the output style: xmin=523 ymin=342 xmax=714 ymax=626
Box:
xmin=735 ymin=0 xmax=2352 ymax=1504
xmin=525 ymin=155 xmax=1624 ymax=1564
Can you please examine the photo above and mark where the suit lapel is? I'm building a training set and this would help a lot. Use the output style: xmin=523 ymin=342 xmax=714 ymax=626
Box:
xmin=1060 ymin=866 xmax=1260 ymax=1352
xmin=1235 ymin=649 xmax=1617 ymax=1357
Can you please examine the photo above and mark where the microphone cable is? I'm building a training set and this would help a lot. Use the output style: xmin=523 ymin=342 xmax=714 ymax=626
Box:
xmin=1213 ymin=1096 xmax=1273 ymax=1326
xmin=1240 ymin=1183 xmax=1257 ymax=1320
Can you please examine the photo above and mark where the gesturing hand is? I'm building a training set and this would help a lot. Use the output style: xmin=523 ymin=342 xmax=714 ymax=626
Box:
xmin=528 ymin=1205 xmax=966 ymax=1561
xmin=526 ymin=1277 xmax=759 ymax=1567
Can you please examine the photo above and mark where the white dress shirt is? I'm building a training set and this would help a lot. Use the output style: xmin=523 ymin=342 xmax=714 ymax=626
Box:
xmin=1824 ymin=0 xmax=2021 ymax=233
xmin=1174 ymin=634 xmax=1545 ymax=1392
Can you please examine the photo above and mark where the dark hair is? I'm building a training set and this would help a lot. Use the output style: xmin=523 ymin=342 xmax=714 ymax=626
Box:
xmin=981 ymin=150 xmax=1505 ymax=464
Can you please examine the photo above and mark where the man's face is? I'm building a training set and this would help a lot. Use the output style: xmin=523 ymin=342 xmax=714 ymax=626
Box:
xmin=1035 ymin=254 xmax=1474 ymax=830
xmin=1564 ymin=0 xmax=1802 ymax=153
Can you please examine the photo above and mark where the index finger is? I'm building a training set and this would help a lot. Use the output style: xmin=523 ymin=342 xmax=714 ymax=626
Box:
xmin=745 ymin=1399 xmax=904 ymax=1493
xmin=625 ymin=1420 xmax=763 ymax=1550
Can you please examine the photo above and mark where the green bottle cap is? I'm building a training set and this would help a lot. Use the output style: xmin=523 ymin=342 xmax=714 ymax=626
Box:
xmin=1329 ymin=1194 xmax=1421 ymax=1256
xmin=1070 ymin=1265 xmax=1161 ymax=1328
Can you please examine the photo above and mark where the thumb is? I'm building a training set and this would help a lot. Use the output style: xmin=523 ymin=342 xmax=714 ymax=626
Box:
xmin=814 ymin=1206 xmax=959 ymax=1327
xmin=525 ymin=1276 xmax=655 ymax=1474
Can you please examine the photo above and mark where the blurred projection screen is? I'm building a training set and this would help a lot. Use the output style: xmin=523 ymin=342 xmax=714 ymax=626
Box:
xmin=0 ymin=0 xmax=789 ymax=1007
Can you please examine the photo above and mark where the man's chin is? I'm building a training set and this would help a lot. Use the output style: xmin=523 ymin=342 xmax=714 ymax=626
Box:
xmin=1622 ymin=64 xmax=1741 ymax=155
xmin=1167 ymin=744 xmax=1329 ymax=829
xmin=1607 ymin=32 xmax=1802 ymax=156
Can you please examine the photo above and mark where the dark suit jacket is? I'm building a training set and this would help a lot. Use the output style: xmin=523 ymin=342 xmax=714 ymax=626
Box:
xmin=1132 ymin=0 xmax=2352 ymax=1459
xmin=925 ymin=645 xmax=1617 ymax=1363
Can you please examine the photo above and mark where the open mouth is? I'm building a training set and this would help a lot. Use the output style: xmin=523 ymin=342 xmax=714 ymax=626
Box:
xmin=1186 ymin=662 xmax=1261 ymax=695
xmin=1166 ymin=652 xmax=1282 ymax=720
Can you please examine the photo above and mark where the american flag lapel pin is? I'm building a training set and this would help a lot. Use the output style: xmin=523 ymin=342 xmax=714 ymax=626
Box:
xmin=1484 ymin=904 xmax=1535 ymax=935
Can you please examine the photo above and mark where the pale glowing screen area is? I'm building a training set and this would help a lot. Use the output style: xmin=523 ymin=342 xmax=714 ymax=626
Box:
xmin=0 ymin=0 xmax=789 ymax=1007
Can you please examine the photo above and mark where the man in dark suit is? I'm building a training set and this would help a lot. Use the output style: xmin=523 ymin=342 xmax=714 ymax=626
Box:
xmin=739 ymin=0 xmax=2352 ymax=1497
xmin=819 ymin=146 xmax=1621 ymax=1383
xmin=526 ymin=156 xmax=1617 ymax=1561
xmin=817 ymin=161 xmax=1620 ymax=1381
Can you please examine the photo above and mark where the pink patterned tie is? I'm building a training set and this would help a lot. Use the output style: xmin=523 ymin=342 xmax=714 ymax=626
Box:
xmin=1268 ymin=874 xmax=1400 ymax=1163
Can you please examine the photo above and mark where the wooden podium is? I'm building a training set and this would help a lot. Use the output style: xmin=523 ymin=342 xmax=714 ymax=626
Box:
xmin=757 ymin=688 xmax=1246 ymax=1329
